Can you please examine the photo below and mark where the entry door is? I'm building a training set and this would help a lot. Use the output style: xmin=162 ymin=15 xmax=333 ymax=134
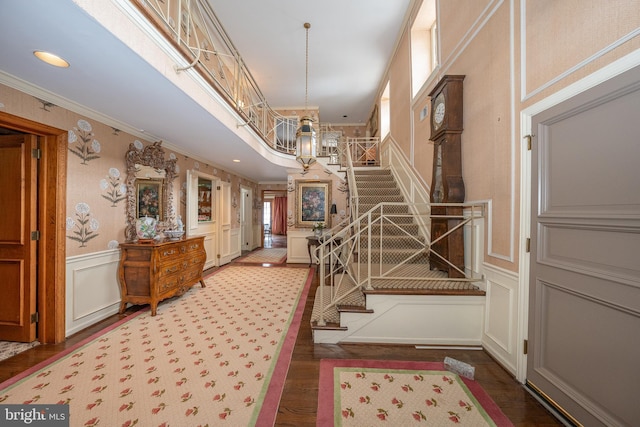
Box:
xmin=0 ymin=134 xmax=38 ymax=342
xmin=527 ymin=69 xmax=640 ymax=426
xmin=218 ymin=181 xmax=232 ymax=265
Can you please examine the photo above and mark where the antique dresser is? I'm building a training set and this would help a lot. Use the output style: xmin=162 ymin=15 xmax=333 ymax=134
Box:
xmin=118 ymin=236 xmax=206 ymax=316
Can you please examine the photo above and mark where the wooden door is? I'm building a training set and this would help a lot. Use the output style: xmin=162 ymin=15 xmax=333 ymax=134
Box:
xmin=0 ymin=134 xmax=38 ymax=342
xmin=527 ymin=69 xmax=640 ymax=426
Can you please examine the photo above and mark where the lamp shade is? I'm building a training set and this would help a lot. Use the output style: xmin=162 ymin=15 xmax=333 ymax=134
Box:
xmin=296 ymin=116 xmax=317 ymax=170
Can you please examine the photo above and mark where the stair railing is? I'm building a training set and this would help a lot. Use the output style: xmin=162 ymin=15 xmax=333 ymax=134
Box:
xmin=314 ymin=201 xmax=485 ymax=326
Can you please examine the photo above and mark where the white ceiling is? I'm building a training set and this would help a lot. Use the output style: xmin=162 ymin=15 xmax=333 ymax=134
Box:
xmin=0 ymin=0 xmax=412 ymax=182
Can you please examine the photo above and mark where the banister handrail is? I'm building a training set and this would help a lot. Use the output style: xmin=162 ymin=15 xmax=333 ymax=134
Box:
xmin=314 ymin=200 xmax=485 ymax=326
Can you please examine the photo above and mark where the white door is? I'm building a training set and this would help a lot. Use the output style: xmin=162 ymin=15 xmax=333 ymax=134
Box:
xmin=186 ymin=170 xmax=217 ymax=268
xmin=527 ymin=67 xmax=640 ymax=426
xmin=218 ymin=181 xmax=233 ymax=265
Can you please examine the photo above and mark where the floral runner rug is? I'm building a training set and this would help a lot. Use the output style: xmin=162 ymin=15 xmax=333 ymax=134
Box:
xmin=237 ymin=248 xmax=287 ymax=264
xmin=317 ymin=359 xmax=513 ymax=427
xmin=0 ymin=265 xmax=312 ymax=427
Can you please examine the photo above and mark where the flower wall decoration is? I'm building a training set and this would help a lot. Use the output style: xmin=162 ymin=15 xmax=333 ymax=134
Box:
xmin=66 ymin=202 xmax=100 ymax=247
xmin=100 ymin=167 xmax=127 ymax=207
xmin=68 ymin=119 xmax=101 ymax=164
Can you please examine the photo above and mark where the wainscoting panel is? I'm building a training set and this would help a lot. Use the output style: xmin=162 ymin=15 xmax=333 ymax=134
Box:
xmin=287 ymin=230 xmax=313 ymax=264
xmin=482 ymin=263 xmax=519 ymax=374
xmin=65 ymin=250 xmax=122 ymax=337
xmin=230 ymin=228 xmax=242 ymax=260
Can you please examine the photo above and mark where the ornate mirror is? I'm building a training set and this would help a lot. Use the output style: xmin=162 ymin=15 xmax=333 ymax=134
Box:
xmin=124 ymin=141 xmax=177 ymax=240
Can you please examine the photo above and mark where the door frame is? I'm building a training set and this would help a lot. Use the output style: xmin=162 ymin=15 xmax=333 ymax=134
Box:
xmin=517 ymin=53 xmax=640 ymax=382
xmin=0 ymin=111 xmax=67 ymax=344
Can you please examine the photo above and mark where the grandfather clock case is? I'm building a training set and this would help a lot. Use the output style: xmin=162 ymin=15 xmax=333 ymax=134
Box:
xmin=429 ymin=75 xmax=465 ymax=278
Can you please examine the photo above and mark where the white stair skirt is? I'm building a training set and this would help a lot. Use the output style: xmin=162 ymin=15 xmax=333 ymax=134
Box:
xmin=313 ymin=294 xmax=485 ymax=345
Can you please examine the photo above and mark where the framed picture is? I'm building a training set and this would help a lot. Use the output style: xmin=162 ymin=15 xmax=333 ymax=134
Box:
xmin=136 ymin=179 xmax=164 ymax=219
xmin=369 ymin=104 xmax=378 ymax=137
xmin=296 ymin=180 xmax=331 ymax=228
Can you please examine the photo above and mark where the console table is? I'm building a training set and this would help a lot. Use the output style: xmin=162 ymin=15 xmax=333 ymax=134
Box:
xmin=118 ymin=236 xmax=206 ymax=316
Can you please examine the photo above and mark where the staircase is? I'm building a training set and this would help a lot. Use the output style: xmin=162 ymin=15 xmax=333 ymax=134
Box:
xmin=311 ymin=165 xmax=486 ymax=345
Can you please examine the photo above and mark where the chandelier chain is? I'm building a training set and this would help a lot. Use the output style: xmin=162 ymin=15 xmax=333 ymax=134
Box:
xmin=304 ymin=22 xmax=310 ymax=113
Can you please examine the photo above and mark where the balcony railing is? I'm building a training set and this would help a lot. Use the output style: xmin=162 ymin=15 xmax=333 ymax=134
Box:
xmin=131 ymin=0 xmax=333 ymax=155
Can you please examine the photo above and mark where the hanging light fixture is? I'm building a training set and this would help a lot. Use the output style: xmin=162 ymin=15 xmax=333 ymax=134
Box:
xmin=296 ymin=22 xmax=316 ymax=172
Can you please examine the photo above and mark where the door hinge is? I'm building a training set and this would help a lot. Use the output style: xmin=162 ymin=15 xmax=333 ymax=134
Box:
xmin=526 ymin=238 xmax=530 ymax=253
xmin=523 ymin=339 xmax=528 ymax=355
xmin=524 ymin=134 xmax=534 ymax=151
xmin=217 ymin=254 xmax=221 ymax=259
xmin=31 ymin=312 xmax=39 ymax=324
xmin=31 ymin=230 xmax=40 ymax=241
xmin=217 ymin=186 xmax=221 ymax=190
xmin=32 ymin=148 xmax=42 ymax=159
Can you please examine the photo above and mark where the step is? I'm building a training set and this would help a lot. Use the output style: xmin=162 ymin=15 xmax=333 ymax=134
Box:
xmin=355 ymin=180 xmax=397 ymax=188
xmin=353 ymin=169 xmax=392 ymax=176
xmin=356 ymin=248 xmax=430 ymax=264
xmin=358 ymin=187 xmax=401 ymax=196
xmin=358 ymin=194 xmax=405 ymax=204
xmin=367 ymin=223 xmax=421 ymax=235
xmin=358 ymin=204 xmax=412 ymax=215
xmin=358 ymin=234 xmax=426 ymax=249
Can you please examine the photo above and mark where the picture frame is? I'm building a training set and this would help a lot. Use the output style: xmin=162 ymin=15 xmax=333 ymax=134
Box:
xmin=369 ymin=104 xmax=378 ymax=137
xmin=296 ymin=180 xmax=331 ymax=228
xmin=136 ymin=179 xmax=164 ymax=219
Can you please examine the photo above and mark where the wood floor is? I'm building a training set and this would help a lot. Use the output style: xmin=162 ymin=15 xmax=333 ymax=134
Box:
xmin=0 ymin=234 xmax=562 ymax=426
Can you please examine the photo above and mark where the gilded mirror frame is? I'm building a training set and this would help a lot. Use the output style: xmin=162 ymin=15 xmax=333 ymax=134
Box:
xmin=124 ymin=141 xmax=177 ymax=240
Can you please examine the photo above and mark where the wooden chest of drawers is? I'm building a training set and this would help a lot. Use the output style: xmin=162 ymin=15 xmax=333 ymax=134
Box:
xmin=118 ymin=236 xmax=206 ymax=316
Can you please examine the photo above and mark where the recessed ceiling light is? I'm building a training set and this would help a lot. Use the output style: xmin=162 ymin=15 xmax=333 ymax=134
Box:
xmin=233 ymin=159 xmax=240 ymax=163
xmin=34 ymin=51 xmax=70 ymax=68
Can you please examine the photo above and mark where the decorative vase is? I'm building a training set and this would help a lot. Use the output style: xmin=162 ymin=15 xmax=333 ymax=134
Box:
xmin=314 ymin=228 xmax=323 ymax=237
xmin=136 ymin=216 xmax=157 ymax=241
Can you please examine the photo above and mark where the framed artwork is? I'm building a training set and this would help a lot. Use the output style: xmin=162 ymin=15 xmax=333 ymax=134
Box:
xmin=296 ymin=180 xmax=331 ymax=228
xmin=369 ymin=104 xmax=378 ymax=137
xmin=136 ymin=179 xmax=164 ymax=219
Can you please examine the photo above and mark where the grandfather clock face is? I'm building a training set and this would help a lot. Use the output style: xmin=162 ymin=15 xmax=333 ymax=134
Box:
xmin=432 ymin=93 xmax=446 ymax=132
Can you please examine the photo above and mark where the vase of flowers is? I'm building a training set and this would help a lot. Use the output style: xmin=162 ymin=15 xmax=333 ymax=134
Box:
xmin=136 ymin=216 xmax=157 ymax=241
xmin=312 ymin=222 xmax=325 ymax=237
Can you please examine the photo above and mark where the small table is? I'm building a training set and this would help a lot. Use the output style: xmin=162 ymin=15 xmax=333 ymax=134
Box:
xmin=306 ymin=235 xmax=343 ymax=269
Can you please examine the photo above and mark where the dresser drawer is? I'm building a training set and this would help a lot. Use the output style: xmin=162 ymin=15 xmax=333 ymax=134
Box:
xmin=158 ymin=260 xmax=183 ymax=278
xmin=159 ymin=244 xmax=187 ymax=259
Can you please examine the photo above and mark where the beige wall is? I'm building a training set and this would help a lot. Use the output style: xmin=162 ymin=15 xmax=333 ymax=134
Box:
xmin=0 ymin=83 xmax=259 ymax=258
xmin=379 ymin=0 xmax=640 ymax=272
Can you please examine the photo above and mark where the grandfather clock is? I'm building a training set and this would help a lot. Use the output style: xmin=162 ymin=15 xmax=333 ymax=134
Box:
xmin=429 ymin=75 xmax=465 ymax=278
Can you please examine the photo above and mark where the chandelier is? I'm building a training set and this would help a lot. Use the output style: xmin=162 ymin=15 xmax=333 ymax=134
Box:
xmin=296 ymin=22 xmax=317 ymax=172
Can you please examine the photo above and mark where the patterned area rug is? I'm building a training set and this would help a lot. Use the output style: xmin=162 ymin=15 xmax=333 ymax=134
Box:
xmin=317 ymin=359 xmax=513 ymax=427
xmin=238 ymin=248 xmax=287 ymax=264
xmin=0 ymin=341 xmax=39 ymax=363
xmin=0 ymin=266 xmax=312 ymax=427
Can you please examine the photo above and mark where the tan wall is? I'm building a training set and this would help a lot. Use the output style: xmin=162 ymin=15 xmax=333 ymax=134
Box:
xmin=382 ymin=0 xmax=640 ymax=271
xmin=0 ymin=83 xmax=259 ymax=258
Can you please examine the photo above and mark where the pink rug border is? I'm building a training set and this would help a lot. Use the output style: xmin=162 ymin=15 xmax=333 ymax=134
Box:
xmin=317 ymin=359 xmax=514 ymax=427
xmin=1 ymin=264 xmax=313 ymax=427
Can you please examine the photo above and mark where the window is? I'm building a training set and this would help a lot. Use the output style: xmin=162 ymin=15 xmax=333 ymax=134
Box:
xmin=410 ymin=0 xmax=438 ymax=97
xmin=380 ymin=81 xmax=390 ymax=139
xmin=274 ymin=116 xmax=298 ymax=154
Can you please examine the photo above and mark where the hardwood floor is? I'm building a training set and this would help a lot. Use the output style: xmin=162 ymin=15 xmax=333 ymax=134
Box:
xmin=0 ymin=234 xmax=561 ymax=426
